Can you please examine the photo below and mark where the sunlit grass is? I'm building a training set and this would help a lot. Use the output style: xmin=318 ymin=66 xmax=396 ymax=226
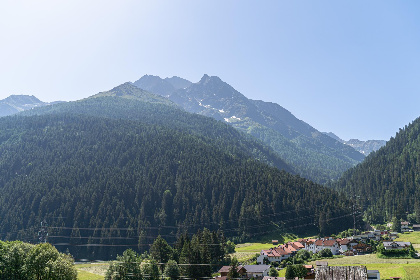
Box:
xmin=396 ymin=231 xmax=420 ymax=244
xmin=75 ymin=262 xmax=109 ymax=280
xmin=77 ymin=270 xmax=105 ymax=280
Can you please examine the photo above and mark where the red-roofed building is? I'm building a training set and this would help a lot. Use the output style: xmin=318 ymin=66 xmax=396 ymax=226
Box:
xmin=257 ymin=242 xmax=305 ymax=264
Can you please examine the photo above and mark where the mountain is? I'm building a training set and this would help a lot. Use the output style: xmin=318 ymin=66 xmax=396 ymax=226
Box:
xmin=323 ymin=132 xmax=386 ymax=156
xmin=344 ymin=139 xmax=386 ymax=156
xmin=24 ymin=83 xmax=293 ymax=174
xmin=0 ymin=95 xmax=48 ymax=117
xmin=132 ymin=75 xmax=192 ymax=97
xmin=0 ymin=90 xmax=355 ymax=259
xmin=332 ymin=118 xmax=420 ymax=225
xmin=323 ymin=132 xmax=342 ymax=142
xmin=134 ymin=74 xmax=365 ymax=184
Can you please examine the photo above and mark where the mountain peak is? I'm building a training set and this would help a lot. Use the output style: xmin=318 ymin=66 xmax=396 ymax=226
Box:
xmin=198 ymin=74 xmax=223 ymax=85
xmin=0 ymin=95 xmax=47 ymax=117
xmin=199 ymin=74 xmax=210 ymax=84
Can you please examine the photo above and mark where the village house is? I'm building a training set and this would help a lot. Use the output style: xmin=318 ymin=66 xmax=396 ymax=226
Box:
xmin=243 ymin=265 xmax=271 ymax=278
xmin=314 ymin=238 xmax=340 ymax=255
xmin=257 ymin=242 xmax=304 ymax=264
xmin=217 ymin=265 xmax=247 ymax=278
xmin=413 ymin=224 xmax=420 ymax=231
xmin=336 ymin=238 xmax=351 ymax=253
xmin=401 ymin=221 xmax=410 ymax=232
xmin=352 ymin=243 xmax=372 ymax=254
xmin=257 ymin=247 xmax=290 ymax=264
xmin=298 ymin=239 xmax=317 ymax=254
xmin=382 ymin=241 xmax=411 ymax=250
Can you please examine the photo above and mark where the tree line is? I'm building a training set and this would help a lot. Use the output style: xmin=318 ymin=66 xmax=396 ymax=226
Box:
xmin=331 ymin=116 xmax=420 ymax=225
xmin=0 ymin=99 xmax=357 ymax=259
xmin=106 ymin=228 xmax=230 ymax=280
xmin=0 ymin=241 xmax=76 ymax=280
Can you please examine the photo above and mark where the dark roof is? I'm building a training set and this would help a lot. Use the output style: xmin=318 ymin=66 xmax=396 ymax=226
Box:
xmin=218 ymin=265 xmax=245 ymax=273
xmin=243 ymin=265 xmax=270 ymax=273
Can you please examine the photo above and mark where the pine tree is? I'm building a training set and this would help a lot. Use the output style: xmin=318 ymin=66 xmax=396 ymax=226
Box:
xmin=227 ymin=258 xmax=240 ymax=280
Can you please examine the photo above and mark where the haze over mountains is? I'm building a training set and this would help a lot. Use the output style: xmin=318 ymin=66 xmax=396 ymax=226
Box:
xmin=133 ymin=74 xmax=365 ymax=184
xmin=0 ymin=87 xmax=356 ymax=259
xmin=323 ymin=132 xmax=386 ymax=156
xmin=332 ymin=118 xmax=420 ymax=226
xmin=0 ymin=95 xmax=48 ymax=117
xmin=2 ymin=73 xmax=420 ymax=261
xmin=0 ymin=74 xmax=388 ymax=184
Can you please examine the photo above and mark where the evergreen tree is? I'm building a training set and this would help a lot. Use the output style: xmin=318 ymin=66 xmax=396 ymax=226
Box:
xmin=164 ymin=260 xmax=180 ymax=280
xmin=227 ymin=258 xmax=240 ymax=280
xmin=391 ymin=217 xmax=401 ymax=232
xmin=142 ymin=260 xmax=159 ymax=280
xmin=149 ymin=235 xmax=173 ymax=269
xmin=105 ymin=249 xmax=142 ymax=280
xmin=285 ymin=265 xmax=295 ymax=280
xmin=269 ymin=267 xmax=279 ymax=277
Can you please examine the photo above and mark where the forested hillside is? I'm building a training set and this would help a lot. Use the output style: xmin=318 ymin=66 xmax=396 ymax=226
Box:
xmin=0 ymin=95 xmax=355 ymax=260
xmin=332 ymin=117 xmax=420 ymax=224
xmin=22 ymin=83 xmax=293 ymax=173
xmin=135 ymin=74 xmax=365 ymax=184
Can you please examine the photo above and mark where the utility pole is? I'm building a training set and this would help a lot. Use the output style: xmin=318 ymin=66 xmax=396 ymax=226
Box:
xmin=38 ymin=220 xmax=48 ymax=243
xmin=352 ymin=194 xmax=360 ymax=235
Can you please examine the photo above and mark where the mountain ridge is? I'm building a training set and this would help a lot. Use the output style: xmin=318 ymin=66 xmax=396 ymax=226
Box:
xmin=134 ymin=74 xmax=365 ymax=184
xmin=0 ymin=93 xmax=355 ymax=259
xmin=323 ymin=132 xmax=386 ymax=155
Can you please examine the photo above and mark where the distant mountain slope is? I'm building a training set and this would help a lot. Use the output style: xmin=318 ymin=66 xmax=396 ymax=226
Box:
xmin=323 ymin=132 xmax=386 ymax=155
xmin=93 ymin=82 xmax=176 ymax=106
xmin=134 ymin=74 xmax=365 ymax=184
xmin=344 ymin=139 xmax=386 ymax=156
xmin=132 ymin=75 xmax=192 ymax=97
xmin=23 ymin=84 xmax=292 ymax=173
xmin=0 ymin=96 xmax=355 ymax=259
xmin=0 ymin=95 xmax=48 ymax=117
xmin=332 ymin=118 xmax=420 ymax=224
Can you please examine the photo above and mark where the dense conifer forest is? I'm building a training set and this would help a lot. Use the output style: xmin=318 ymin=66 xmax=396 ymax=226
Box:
xmin=332 ymin=116 xmax=420 ymax=224
xmin=0 ymin=96 xmax=356 ymax=259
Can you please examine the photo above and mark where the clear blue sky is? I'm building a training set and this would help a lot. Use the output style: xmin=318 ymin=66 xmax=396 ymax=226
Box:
xmin=1 ymin=0 xmax=420 ymax=141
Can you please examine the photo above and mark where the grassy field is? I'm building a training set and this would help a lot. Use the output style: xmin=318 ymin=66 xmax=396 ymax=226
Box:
xmin=396 ymin=231 xmax=420 ymax=244
xmin=76 ymin=262 xmax=109 ymax=280
xmin=307 ymin=254 xmax=420 ymax=279
xmin=232 ymin=233 xmax=312 ymax=264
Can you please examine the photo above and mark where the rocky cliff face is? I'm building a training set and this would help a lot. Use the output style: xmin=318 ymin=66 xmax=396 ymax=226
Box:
xmin=323 ymin=132 xmax=386 ymax=155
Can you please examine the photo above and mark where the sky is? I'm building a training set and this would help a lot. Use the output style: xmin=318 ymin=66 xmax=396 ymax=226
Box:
xmin=1 ymin=1 xmax=420 ymax=141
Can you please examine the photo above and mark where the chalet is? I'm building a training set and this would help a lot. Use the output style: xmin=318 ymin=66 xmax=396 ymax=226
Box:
xmin=314 ymin=238 xmax=340 ymax=255
xmin=401 ymin=221 xmax=410 ymax=232
xmin=243 ymin=265 xmax=270 ymax=278
xmin=272 ymin=240 xmax=278 ymax=245
xmin=218 ymin=265 xmax=247 ymax=277
xmin=352 ymin=243 xmax=372 ymax=254
xmin=383 ymin=241 xmax=411 ymax=250
xmin=298 ymin=239 xmax=317 ymax=253
xmin=257 ymin=247 xmax=290 ymax=264
xmin=337 ymin=238 xmax=351 ymax=253
xmin=413 ymin=224 xmax=420 ymax=232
